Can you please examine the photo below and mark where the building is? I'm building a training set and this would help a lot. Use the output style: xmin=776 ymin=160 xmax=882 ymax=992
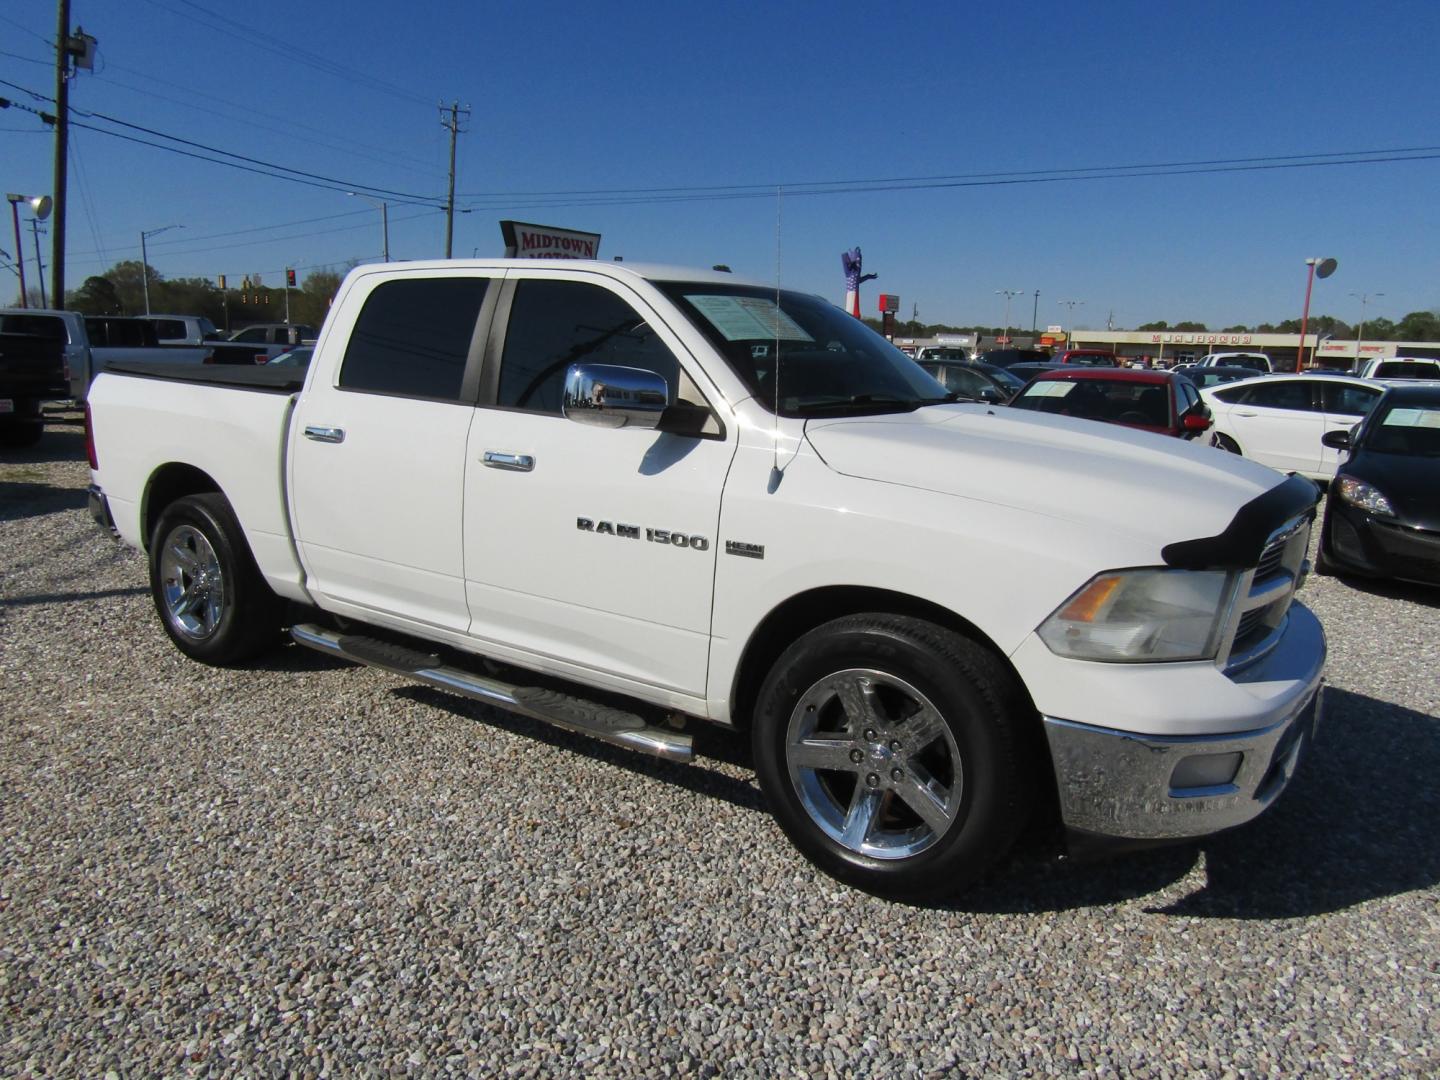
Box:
xmin=1070 ymin=330 xmax=1440 ymax=370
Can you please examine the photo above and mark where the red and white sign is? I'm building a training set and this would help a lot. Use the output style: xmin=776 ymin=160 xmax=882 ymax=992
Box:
xmin=995 ymin=335 xmax=1012 ymax=344
xmin=500 ymin=220 xmax=602 ymax=260
xmin=878 ymin=293 xmax=900 ymax=313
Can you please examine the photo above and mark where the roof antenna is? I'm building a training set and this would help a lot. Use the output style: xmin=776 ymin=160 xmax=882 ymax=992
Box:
xmin=769 ymin=184 xmax=784 ymax=494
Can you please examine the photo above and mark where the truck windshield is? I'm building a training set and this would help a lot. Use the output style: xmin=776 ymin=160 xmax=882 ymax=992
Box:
xmin=657 ymin=282 xmax=946 ymax=417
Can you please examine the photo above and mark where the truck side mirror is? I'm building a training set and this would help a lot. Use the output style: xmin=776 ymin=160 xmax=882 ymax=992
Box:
xmin=563 ymin=363 xmax=669 ymax=430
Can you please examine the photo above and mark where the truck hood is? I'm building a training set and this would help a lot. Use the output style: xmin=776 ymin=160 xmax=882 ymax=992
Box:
xmin=804 ymin=404 xmax=1289 ymax=554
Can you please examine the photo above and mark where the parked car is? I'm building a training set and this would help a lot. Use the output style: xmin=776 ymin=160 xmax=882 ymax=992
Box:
xmin=85 ymin=257 xmax=1325 ymax=901
xmin=0 ymin=309 xmax=209 ymax=399
xmin=1202 ymin=373 xmax=1385 ymax=481
xmin=1007 ymin=368 xmax=1212 ymax=438
xmin=1316 ymin=382 xmax=1440 ymax=585
xmin=1198 ymin=351 xmax=1273 ymax=373
xmin=916 ymin=359 xmax=1023 ymax=402
xmin=228 ymin=323 xmax=318 ymax=362
xmin=975 ymin=348 xmax=1051 ymax=369
xmin=1005 ymin=362 xmax=1072 ymax=385
xmin=0 ymin=329 xmax=67 ymax=447
xmin=142 ymin=314 xmax=224 ymax=346
xmin=1052 ymin=349 xmax=1118 ymax=367
xmin=1175 ymin=366 xmax=1267 ymax=392
xmin=1353 ymin=356 xmax=1440 ymax=381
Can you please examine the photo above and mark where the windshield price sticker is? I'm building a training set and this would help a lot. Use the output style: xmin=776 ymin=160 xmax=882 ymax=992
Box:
xmin=1383 ymin=408 xmax=1440 ymax=429
xmin=686 ymin=295 xmax=813 ymax=343
xmin=1028 ymin=381 xmax=1076 ymax=398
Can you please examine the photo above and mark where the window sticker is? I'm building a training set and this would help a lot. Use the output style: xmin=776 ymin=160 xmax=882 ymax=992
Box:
xmin=1382 ymin=408 xmax=1440 ymax=429
xmin=1025 ymin=381 xmax=1076 ymax=398
xmin=685 ymin=295 xmax=813 ymax=343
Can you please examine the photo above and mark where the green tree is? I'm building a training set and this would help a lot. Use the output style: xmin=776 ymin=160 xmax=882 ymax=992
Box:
xmin=1394 ymin=310 xmax=1440 ymax=341
xmin=1136 ymin=320 xmax=1168 ymax=331
xmin=67 ymin=275 xmax=124 ymax=315
xmin=1171 ymin=320 xmax=1207 ymax=332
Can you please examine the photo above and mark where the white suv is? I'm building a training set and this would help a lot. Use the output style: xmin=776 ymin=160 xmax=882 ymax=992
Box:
xmin=1197 ymin=351 xmax=1273 ymax=372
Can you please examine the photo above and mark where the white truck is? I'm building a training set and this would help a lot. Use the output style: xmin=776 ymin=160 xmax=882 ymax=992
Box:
xmin=85 ymin=259 xmax=1326 ymax=900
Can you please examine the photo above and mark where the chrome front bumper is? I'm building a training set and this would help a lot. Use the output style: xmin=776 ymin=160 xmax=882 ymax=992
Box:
xmin=1042 ymin=603 xmax=1326 ymax=842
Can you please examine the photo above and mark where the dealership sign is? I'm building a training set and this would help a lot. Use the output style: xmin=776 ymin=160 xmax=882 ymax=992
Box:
xmin=500 ymin=220 xmax=602 ymax=259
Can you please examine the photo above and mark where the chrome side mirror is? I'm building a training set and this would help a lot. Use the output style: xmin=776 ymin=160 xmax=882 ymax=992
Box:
xmin=563 ymin=363 xmax=669 ymax=430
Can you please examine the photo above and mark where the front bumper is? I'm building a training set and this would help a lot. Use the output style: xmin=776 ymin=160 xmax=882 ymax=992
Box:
xmin=1041 ymin=602 xmax=1325 ymax=842
xmin=1325 ymin=501 xmax=1440 ymax=586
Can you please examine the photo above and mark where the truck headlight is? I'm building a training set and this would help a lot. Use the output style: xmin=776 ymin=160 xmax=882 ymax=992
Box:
xmin=1039 ymin=569 xmax=1239 ymax=662
xmin=1334 ymin=476 xmax=1394 ymax=517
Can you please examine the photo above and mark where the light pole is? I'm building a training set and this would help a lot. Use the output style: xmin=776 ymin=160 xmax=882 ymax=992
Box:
xmin=1296 ymin=257 xmax=1338 ymax=372
xmin=6 ymin=193 xmax=51 ymax=308
xmin=140 ymin=224 xmax=184 ymax=315
xmin=1350 ymin=291 xmax=1383 ymax=371
xmin=1058 ymin=299 xmax=1085 ymax=346
xmin=1031 ymin=289 xmax=1040 ymax=334
xmin=347 ymin=192 xmax=389 ymax=261
xmin=995 ymin=289 xmax=1023 ymax=344
xmin=29 ymin=219 xmax=47 ymax=308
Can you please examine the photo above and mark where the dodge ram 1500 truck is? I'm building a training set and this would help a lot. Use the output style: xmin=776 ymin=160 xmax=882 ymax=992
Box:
xmin=85 ymin=260 xmax=1326 ymax=900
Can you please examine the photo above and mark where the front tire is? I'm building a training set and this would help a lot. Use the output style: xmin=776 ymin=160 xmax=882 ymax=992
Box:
xmin=752 ymin=615 xmax=1034 ymax=901
xmin=148 ymin=493 xmax=283 ymax=665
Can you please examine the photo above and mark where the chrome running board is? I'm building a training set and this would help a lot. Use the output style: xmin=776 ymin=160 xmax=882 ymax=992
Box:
xmin=290 ymin=623 xmax=693 ymax=763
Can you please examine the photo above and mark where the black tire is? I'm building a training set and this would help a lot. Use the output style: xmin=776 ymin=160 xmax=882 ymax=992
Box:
xmin=1313 ymin=513 xmax=1337 ymax=576
xmin=1209 ymin=432 xmax=1241 ymax=454
xmin=148 ymin=493 xmax=283 ymax=665
xmin=0 ymin=422 xmax=43 ymax=448
xmin=752 ymin=614 xmax=1034 ymax=901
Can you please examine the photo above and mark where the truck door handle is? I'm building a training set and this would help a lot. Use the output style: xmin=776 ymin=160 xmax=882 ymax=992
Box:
xmin=483 ymin=450 xmax=534 ymax=472
xmin=303 ymin=426 xmax=346 ymax=444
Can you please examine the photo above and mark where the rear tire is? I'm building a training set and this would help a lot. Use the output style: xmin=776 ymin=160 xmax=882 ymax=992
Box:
xmin=752 ymin=614 xmax=1034 ymax=901
xmin=148 ymin=493 xmax=283 ymax=665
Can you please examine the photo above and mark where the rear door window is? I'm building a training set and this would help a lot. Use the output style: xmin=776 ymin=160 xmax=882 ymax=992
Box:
xmin=338 ymin=277 xmax=488 ymax=401
xmin=1237 ymin=380 xmax=1317 ymax=411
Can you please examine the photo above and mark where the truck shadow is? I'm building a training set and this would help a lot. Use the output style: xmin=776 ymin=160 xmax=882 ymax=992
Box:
xmin=0 ymin=427 xmax=87 ymax=465
xmin=0 ymin=479 xmax=88 ymax=522
xmin=953 ymin=687 xmax=1440 ymax=918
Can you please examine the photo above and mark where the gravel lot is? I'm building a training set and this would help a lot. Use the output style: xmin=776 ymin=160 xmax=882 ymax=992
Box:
xmin=3 ymin=410 xmax=1437 ymax=1077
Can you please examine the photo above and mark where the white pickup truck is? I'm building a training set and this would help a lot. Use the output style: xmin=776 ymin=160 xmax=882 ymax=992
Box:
xmin=85 ymin=259 xmax=1326 ymax=899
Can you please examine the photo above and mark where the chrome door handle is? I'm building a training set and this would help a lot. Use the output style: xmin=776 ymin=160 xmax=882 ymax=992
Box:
xmin=1236 ymin=411 xmax=1258 ymax=418
xmin=303 ymin=425 xmax=346 ymax=443
xmin=483 ymin=450 xmax=534 ymax=472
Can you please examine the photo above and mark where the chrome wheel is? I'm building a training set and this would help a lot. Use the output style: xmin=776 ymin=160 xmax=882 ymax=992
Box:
xmin=158 ymin=523 xmax=226 ymax=641
xmin=785 ymin=668 xmax=963 ymax=860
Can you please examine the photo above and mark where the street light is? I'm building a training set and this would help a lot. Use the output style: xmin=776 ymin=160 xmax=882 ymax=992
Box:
xmin=6 ymin=193 xmax=52 ymax=309
xmin=347 ymin=192 xmax=389 ymax=262
xmin=1350 ymin=291 xmax=1383 ymax=371
xmin=1058 ymin=299 xmax=1085 ymax=346
xmin=140 ymin=224 xmax=185 ymax=316
xmin=995 ymin=289 xmax=1023 ymax=344
xmin=1296 ymin=257 xmax=1338 ymax=372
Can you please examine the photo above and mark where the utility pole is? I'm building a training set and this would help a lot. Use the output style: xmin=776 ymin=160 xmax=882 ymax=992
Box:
xmin=51 ymin=0 xmax=71 ymax=308
xmin=1031 ymin=289 xmax=1040 ymax=334
xmin=440 ymin=101 xmax=470 ymax=258
xmin=30 ymin=220 xmax=47 ymax=307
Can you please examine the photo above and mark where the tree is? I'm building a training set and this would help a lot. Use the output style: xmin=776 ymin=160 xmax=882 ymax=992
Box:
xmin=1136 ymin=320 xmax=1168 ymax=331
xmin=1221 ymin=324 xmax=1249 ymax=333
xmin=1171 ymin=320 xmax=1207 ymax=332
xmin=1394 ymin=310 xmax=1440 ymax=341
xmin=68 ymin=275 xmax=124 ymax=314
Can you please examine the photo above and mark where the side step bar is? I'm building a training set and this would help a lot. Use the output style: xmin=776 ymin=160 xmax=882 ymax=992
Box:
xmin=290 ymin=623 xmax=693 ymax=763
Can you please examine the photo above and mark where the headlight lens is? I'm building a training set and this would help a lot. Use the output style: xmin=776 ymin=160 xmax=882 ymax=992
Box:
xmin=1039 ymin=568 xmax=1238 ymax=662
xmin=1335 ymin=476 xmax=1394 ymax=516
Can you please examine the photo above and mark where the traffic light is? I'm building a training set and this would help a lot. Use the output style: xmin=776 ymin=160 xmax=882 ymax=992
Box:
xmin=218 ymin=274 xmax=227 ymax=289
xmin=286 ymin=268 xmax=296 ymax=288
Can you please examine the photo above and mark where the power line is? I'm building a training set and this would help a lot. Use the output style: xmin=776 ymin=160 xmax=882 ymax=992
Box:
xmin=6 ymin=76 xmax=444 ymax=203
xmin=139 ymin=0 xmax=434 ymax=108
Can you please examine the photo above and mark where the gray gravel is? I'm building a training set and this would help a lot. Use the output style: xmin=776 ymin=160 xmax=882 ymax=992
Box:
xmin=2 ymin=411 xmax=1438 ymax=1077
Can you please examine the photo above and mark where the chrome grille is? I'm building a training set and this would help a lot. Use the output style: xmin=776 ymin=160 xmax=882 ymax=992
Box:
xmin=1222 ymin=515 xmax=1312 ymax=672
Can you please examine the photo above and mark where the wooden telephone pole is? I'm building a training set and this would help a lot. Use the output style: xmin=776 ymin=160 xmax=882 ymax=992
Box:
xmin=440 ymin=101 xmax=470 ymax=258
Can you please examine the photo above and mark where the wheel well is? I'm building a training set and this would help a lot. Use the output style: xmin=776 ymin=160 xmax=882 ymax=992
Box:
xmin=142 ymin=463 xmax=221 ymax=550
xmin=729 ymin=586 xmax=1032 ymax=730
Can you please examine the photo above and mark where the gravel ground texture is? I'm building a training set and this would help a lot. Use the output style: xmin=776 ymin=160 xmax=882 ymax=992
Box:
xmin=2 ymin=411 xmax=1437 ymax=1078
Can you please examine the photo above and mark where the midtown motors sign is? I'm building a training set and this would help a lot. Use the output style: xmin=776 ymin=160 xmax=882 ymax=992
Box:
xmin=1150 ymin=332 xmax=1254 ymax=345
xmin=500 ymin=220 xmax=602 ymax=259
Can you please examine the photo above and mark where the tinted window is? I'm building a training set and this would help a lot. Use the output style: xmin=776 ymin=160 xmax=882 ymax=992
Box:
xmin=0 ymin=313 xmax=67 ymax=341
xmin=339 ymin=277 xmax=487 ymax=400
xmin=1178 ymin=381 xmax=1199 ymax=412
xmin=232 ymin=327 xmax=267 ymax=343
xmin=1373 ymin=360 xmax=1440 ymax=380
xmin=152 ymin=320 xmax=186 ymax=339
xmin=1319 ymin=382 xmax=1381 ymax=417
xmin=499 ymin=280 xmax=679 ymax=414
xmin=1239 ymin=380 xmax=1315 ymax=411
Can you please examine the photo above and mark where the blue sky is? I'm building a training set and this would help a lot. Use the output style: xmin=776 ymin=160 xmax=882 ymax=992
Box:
xmin=2 ymin=0 xmax=1436 ymax=330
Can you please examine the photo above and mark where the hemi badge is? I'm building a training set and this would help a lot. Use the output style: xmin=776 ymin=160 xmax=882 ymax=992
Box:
xmin=725 ymin=541 xmax=765 ymax=560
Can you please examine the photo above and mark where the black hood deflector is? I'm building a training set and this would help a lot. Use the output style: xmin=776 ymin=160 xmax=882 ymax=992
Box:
xmin=1162 ymin=473 xmax=1320 ymax=570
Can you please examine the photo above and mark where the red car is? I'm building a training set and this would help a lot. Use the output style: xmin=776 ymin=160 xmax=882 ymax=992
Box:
xmin=1053 ymin=348 xmax=1118 ymax=366
xmin=1007 ymin=368 xmax=1213 ymax=439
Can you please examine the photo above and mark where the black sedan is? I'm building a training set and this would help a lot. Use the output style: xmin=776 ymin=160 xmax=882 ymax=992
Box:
xmin=917 ymin=360 xmax=1025 ymax=403
xmin=1317 ymin=382 xmax=1440 ymax=586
